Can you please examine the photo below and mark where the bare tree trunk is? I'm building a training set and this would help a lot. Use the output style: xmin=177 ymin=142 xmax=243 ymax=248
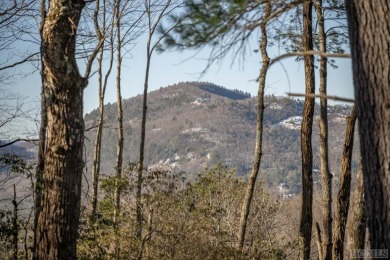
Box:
xmin=33 ymin=0 xmax=46 ymax=257
xmin=91 ymin=0 xmax=115 ymax=224
xmin=91 ymin=0 xmax=104 ymax=223
xmin=136 ymin=0 xmax=153 ymax=240
xmin=346 ymin=158 xmax=365 ymax=254
xmin=91 ymin=49 xmax=104 ymax=223
xmin=345 ymin=0 xmax=390 ymax=248
xmin=24 ymin=208 xmax=34 ymax=259
xmin=299 ymin=1 xmax=315 ymax=259
xmin=35 ymin=0 xmax=87 ymax=258
xmin=137 ymin=207 xmax=153 ymax=260
xmin=114 ymin=0 xmax=124 ymax=256
xmin=316 ymin=222 xmax=324 ymax=260
xmin=136 ymin=40 xmax=150 ymax=241
xmin=314 ymin=1 xmax=332 ymax=259
xmin=135 ymin=0 xmax=175 ymax=242
xmin=12 ymin=184 xmax=18 ymax=260
xmin=238 ymin=1 xmax=270 ymax=251
xmin=332 ymin=107 xmax=357 ymax=259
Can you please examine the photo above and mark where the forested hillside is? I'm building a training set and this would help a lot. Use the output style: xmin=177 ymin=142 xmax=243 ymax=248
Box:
xmin=84 ymin=81 xmax=358 ymax=192
xmin=2 ymin=0 xmax=389 ymax=257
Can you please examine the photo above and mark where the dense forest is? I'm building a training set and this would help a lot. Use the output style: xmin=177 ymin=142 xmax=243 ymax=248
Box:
xmin=0 ymin=0 xmax=389 ymax=259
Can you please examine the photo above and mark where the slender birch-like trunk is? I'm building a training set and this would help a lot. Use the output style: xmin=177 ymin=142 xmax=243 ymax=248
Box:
xmin=299 ymin=1 xmax=315 ymax=259
xmin=238 ymin=1 xmax=270 ymax=251
xmin=314 ymin=1 xmax=332 ymax=258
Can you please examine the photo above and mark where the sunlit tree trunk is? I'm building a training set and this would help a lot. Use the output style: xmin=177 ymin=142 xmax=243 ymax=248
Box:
xmin=136 ymin=33 xmax=150 ymax=241
xmin=136 ymin=0 xmax=174 ymax=241
xmin=35 ymin=0 xmax=86 ymax=258
xmin=91 ymin=0 xmax=108 ymax=223
xmin=315 ymin=222 xmax=324 ymax=260
xmin=299 ymin=1 xmax=315 ymax=259
xmin=91 ymin=49 xmax=104 ymax=223
xmin=114 ymin=0 xmax=124 ymax=256
xmin=33 ymin=0 xmax=46 ymax=256
xmin=238 ymin=1 xmax=270 ymax=251
xmin=333 ymin=106 xmax=357 ymax=259
xmin=345 ymin=0 xmax=390 ymax=248
xmin=346 ymin=158 xmax=365 ymax=254
xmin=314 ymin=1 xmax=332 ymax=258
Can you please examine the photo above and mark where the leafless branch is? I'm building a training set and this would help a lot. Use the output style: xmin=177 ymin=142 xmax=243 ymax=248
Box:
xmin=0 ymin=52 xmax=39 ymax=71
xmin=0 ymin=138 xmax=39 ymax=148
xmin=286 ymin=92 xmax=355 ymax=103
xmin=83 ymin=37 xmax=105 ymax=80
xmin=270 ymin=51 xmax=350 ymax=67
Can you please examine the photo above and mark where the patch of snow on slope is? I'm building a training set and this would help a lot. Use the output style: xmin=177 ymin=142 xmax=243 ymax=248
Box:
xmin=269 ymin=104 xmax=282 ymax=110
xmin=279 ymin=116 xmax=303 ymax=130
xmin=174 ymin=153 xmax=180 ymax=160
xmin=182 ymin=127 xmax=208 ymax=134
xmin=187 ymin=152 xmax=195 ymax=160
xmin=192 ymin=98 xmax=210 ymax=106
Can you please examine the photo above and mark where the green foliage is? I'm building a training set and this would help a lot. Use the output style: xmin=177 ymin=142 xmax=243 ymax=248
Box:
xmin=273 ymin=0 xmax=349 ymax=68
xmin=157 ymin=0 xmax=271 ymax=67
xmin=161 ymin=0 xmax=248 ymax=47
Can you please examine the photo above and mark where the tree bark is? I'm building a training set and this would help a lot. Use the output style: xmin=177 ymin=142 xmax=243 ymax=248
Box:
xmin=91 ymin=0 xmax=104 ymax=223
xmin=114 ymin=0 xmax=123 ymax=255
xmin=346 ymin=159 xmax=366 ymax=254
xmin=299 ymin=1 xmax=315 ymax=259
xmin=345 ymin=0 xmax=390 ymax=248
xmin=33 ymin=0 xmax=47 ymax=256
xmin=136 ymin=0 xmax=153 ymax=240
xmin=314 ymin=1 xmax=332 ymax=259
xmin=136 ymin=36 xmax=150 ymax=241
xmin=332 ymin=106 xmax=357 ymax=260
xmin=91 ymin=48 xmax=104 ymax=223
xmin=237 ymin=1 xmax=270 ymax=251
xmin=316 ymin=222 xmax=324 ymax=260
xmin=35 ymin=0 xmax=86 ymax=258
xmin=114 ymin=0 xmax=123 ymax=219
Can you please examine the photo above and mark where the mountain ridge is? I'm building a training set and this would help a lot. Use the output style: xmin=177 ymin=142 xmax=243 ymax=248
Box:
xmin=84 ymin=81 xmax=359 ymax=192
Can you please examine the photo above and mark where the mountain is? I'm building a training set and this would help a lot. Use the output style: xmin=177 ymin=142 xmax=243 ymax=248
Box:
xmin=84 ymin=81 xmax=359 ymax=192
xmin=0 ymin=141 xmax=37 ymax=211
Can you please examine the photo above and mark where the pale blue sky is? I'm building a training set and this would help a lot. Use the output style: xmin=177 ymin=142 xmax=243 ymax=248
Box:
xmin=7 ymin=36 xmax=355 ymax=109
xmin=2 ymin=29 xmax=354 ymax=139
xmin=0 ymin=1 xmax=356 ymax=140
xmin=79 ymin=31 xmax=354 ymax=112
xmin=84 ymin=35 xmax=354 ymax=114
